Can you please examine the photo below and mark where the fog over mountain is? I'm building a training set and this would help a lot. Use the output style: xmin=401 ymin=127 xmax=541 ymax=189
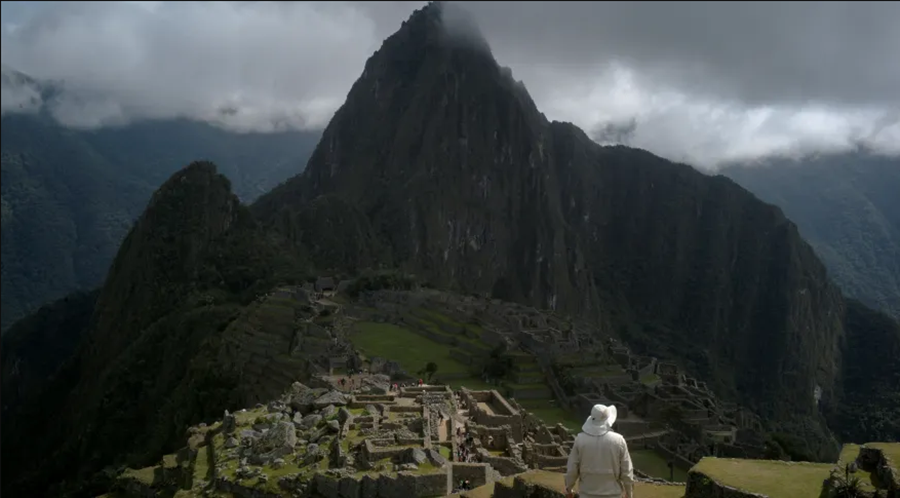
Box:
xmin=2 ymin=1 xmax=898 ymax=169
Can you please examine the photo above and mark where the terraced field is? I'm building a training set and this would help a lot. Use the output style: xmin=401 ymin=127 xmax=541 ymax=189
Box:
xmin=690 ymin=458 xmax=832 ymax=498
xmin=350 ymin=321 xmax=494 ymax=391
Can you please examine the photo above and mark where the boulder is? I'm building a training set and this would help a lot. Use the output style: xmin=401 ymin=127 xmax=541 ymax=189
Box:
xmin=425 ymin=448 xmax=449 ymax=467
xmin=222 ymin=411 xmax=236 ymax=434
xmin=313 ymin=391 xmax=349 ymax=409
xmin=327 ymin=420 xmax=341 ymax=433
xmin=289 ymin=387 xmax=328 ymax=414
xmin=298 ymin=413 xmax=322 ymax=430
xmin=251 ymin=421 xmax=297 ymax=463
xmin=299 ymin=444 xmax=322 ymax=466
xmin=329 ymin=436 xmax=346 ymax=467
xmin=337 ymin=407 xmax=353 ymax=425
xmin=240 ymin=429 xmax=262 ymax=442
xmin=401 ymin=447 xmax=428 ymax=465
xmin=321 ymin=404 xmax=337 ymax=419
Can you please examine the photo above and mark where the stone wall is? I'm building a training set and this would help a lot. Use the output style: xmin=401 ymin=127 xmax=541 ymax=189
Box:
xmin=859 ymin=446 xmax=900 ymax=495
xmin=654 ymin=442 xmax=697 ymax=471
xmin=480 ymin=454 xmax=528 ymax=476
xmin=450 ymin=463 xmax=494 ymax=489
xmin=461 ymin=390 xmax=524 ymax=442
xmin=312 ymin=471 xmax=449 ymax=498
xmin=363 ymin=440 xmax=409 ymax=462
xmin=214 ymin=477 xmax=284 ymax=498
xmin=684 ymin=470 xmax=768 ymax=498
xmin=491 ymin=473 xmax=568 ymax=498
xmin=532 ymin=454 xmax=569 ymax=468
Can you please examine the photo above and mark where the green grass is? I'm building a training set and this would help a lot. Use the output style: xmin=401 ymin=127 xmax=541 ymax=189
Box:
xmin=631 ymin=449 xmax=689 ymax=482
xmin=837 ymin=443 xmax=881 ymax=492
xmin=691 ymin=458 xmax=831 ymax=498
xmin=419 ymin=308 xmax=483 ymax=335
xmin=518 ymin=470 xmax=685 ymax=498
xmin=351 ymin=321 xmax=494 ymax=392
xmin=352 ymin=322 xmax=470 ymax=374
xmin=516 ymin=400 xmax=581 ymax=432
xmin=505 ymin=382 xmax=550 ymax=390
xmin=439 ymin=446 xmax=452 ymax=459
xmin=866 ymin=442 xmax=900 ymax=468
xmin=122 ymin=466 xmax=157 ymax=485
xmin=410 ymin=312 xmax=489 ymax=350
xmin=641 ymin=373 xmax=661 ymax=384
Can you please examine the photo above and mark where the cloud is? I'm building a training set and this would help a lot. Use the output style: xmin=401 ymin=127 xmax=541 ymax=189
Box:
xmin=1 ymin=1 xmax=898 ymax=168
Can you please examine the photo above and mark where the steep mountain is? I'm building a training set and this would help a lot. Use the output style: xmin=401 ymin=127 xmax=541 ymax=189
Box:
xmin=833 ymin=299 xmax=900 ymax=443
xmin=254 ymin=2 xmax=852 ymax=454
xmin=1 ymin=96 xmax=319 ymax=332
xmin=1 ymin=162 xmax=307 ymax=498
xmin=2 ymin=3 xmax=898 ymax=496
xmin=0 ymin=289 xmax=98 ymax=416
xmin=723 ymin=154 xmax=900 ymax=318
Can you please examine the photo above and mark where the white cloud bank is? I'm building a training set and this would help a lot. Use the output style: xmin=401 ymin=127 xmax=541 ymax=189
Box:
xmin=2 ymin=1 xmax=898 ymax=169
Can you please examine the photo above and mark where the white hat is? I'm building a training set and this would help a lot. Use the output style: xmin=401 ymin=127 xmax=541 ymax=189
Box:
xmin=581 ymin=404 xmax=617 ymax=436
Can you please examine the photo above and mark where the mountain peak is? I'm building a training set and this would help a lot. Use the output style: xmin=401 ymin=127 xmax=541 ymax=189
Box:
xmin=376 ymin=1 xmax=492 ymax=65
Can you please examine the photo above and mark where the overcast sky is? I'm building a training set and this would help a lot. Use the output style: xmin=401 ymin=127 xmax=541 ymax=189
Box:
xmin=2 ymin=1 xmax=899 ymax=169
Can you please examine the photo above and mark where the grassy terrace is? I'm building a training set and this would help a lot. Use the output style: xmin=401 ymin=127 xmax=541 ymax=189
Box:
xmin=516 ymin=399 xmax=581 ymax=433
xmin=838 ymin=443 xmax=880 ymax=493
xmin=350 ymin=321 xmax=494 ymax=390
xmin=691 ymin=457 xmax=832 ymax=498
xmin=632 ymin=450 xmax=689 ymax=482
xmin=409 ymin=308 xmax=491 ymax=352
xmin=866 ymin=442 xmax=900 ymax=467
xmin=838 ymin=442 xmax=900 ymax=494
xmin=418 ymin=308 xmax=484 ymax=335
xmin=516 ymin=470 xmax=685 ymax=498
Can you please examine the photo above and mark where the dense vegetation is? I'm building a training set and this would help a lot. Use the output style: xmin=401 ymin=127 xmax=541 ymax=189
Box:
xmin=0 ymin=111 xmax=319 ymax=332
xmin=830 ymin=299 xmax=900 ymax=442
xmin=724 ymin=154 xmax=900 ymax=319
xmin=1 ymin=163 xmax=308 ymax=497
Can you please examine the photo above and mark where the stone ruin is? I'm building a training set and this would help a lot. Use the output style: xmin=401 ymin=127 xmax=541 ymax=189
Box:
xmin=342 ymin=288 xmax=773 ymax=476
xmin=167 ymin=377 xmax=597 ymax=497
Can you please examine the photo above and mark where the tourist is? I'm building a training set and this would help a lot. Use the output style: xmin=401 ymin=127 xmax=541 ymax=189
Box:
xmin=564 ymin=404 xmax=634 ymax=498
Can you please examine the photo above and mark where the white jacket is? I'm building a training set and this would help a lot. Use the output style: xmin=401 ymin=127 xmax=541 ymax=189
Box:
xmin=565 ymin=430 xmax=635 ymax=498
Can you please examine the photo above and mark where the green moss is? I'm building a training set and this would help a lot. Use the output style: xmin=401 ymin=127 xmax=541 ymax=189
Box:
xmin=122 ymin=465 xmax=158 ymax=485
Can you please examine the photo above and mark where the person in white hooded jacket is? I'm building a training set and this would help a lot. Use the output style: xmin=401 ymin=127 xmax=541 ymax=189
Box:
xmin=565 ymin=404 xmax=635 ymax=498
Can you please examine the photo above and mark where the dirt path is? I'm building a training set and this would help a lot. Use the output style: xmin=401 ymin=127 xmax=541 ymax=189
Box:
xmin=438 ymin=418 xmax=448 ymax=442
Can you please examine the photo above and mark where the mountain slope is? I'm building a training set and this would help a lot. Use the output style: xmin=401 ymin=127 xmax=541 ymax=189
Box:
xmin=254 ymin=2 xmax=850 ymax=454
xmin=1 ymin=162 xmax=308 ymax=498
xmin=0 ymin=104 xmax=319 ymax=332
xmin=724 ymin=154 xmax=900 ymax=318
xmin=254 ymin=3 xmax=600 ymax=312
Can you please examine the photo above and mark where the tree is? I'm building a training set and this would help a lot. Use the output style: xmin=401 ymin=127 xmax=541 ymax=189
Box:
xmin=424 ymin=362 xmax=439 ymax=381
